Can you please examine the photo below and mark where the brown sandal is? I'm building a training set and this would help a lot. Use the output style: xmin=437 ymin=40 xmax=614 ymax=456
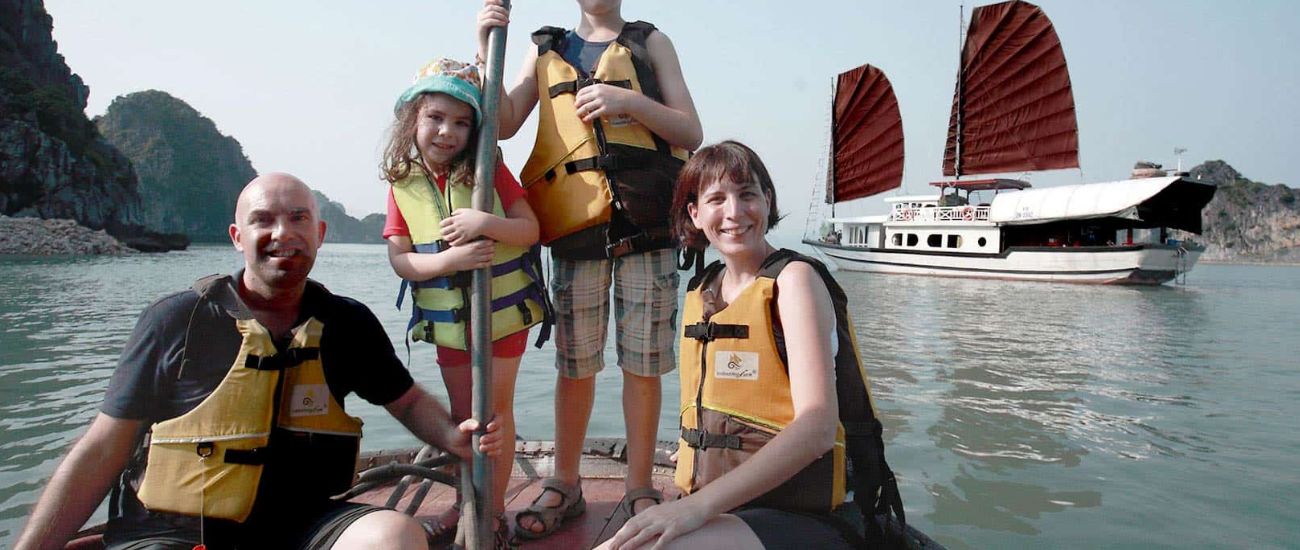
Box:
xmin=513 ymin=478 xmax=586 ymax=540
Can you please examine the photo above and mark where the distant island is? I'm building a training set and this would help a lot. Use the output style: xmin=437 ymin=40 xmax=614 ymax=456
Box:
xmin=0 ymin=0 xmax=1294 ymax=259
xmin=1188 ymin=161 xmax=1299 ymax=264
xmin=1 ymin=0 xmax=379 ymax=254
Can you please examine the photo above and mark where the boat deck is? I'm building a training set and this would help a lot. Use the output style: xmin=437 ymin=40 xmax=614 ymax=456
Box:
xmin=66 ymin=438 xmax=942 ymax=549
xmin=349 ymin=439 xmax=679 ymax=549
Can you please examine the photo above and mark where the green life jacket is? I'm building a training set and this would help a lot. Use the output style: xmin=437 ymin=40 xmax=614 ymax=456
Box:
xmin=392 ymin=168 xmax=552 ymax=350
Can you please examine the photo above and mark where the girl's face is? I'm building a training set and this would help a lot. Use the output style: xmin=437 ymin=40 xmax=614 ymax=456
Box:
xmin=688 ymin=177 xmax=772 ymax=256
xmin=415 ymin=93 xmax=474 ymax=172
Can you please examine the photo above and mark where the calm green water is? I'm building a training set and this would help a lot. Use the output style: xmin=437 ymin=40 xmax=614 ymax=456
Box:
xmin=2 ymin=241 xmax=1298 ymax=548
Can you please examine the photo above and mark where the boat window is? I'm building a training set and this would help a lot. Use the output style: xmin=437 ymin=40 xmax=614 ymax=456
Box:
xmin=892 ymin=233 xmax=902 ymax=246
xmin=978 ymin=237 xmax=987 ymax=247
xmin=947 ymin=235 xmax=962 ymax=248
xmin=907 ymin=234 xmax=919 ymax=247
xmin=927 ymin=234 xmax=942 ymax=247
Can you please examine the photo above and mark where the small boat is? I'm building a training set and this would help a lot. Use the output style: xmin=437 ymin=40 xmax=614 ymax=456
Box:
xmin=66 ymin=438 xmax=946 ymax=549
xmin=804 ymin=0 xmax=1217 ymax=285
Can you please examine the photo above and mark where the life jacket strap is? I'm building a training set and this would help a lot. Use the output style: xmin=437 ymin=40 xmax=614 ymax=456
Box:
xmin=243 ymin=348 xmax=320 ymax=370
xmin=224 ymin=446 xmax=270 ymax=465
xmin=680 ymin=428 xmax=741 ymax=450
xmin=683 ymin=322 xmax=749 ymax=342
xmin=411 ymin=255 xmax=530 ymax=291
xmin=547 ymin=77 xmax=632 ymax=98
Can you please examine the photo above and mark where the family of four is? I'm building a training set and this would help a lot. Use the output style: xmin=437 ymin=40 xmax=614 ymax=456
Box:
xmin=16 ymin=1 xmax=900 ymax=549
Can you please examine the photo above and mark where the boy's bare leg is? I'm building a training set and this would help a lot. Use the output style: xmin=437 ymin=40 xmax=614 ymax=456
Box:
xmin=622 ymin=370 xmax=662 ymax=513
xmin=519 ymin=373 xmax=596 ymax=532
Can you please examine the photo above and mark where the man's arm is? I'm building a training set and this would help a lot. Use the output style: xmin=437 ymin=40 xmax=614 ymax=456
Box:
xmin=383 ymin=385 xmax=501 ymax=460
xmin=14 ymin=414 xmax=142 ymax=550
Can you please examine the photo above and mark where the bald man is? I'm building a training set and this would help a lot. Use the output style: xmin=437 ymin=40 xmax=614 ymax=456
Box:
xmin=16 ymin=174 xmax=496 ymax=550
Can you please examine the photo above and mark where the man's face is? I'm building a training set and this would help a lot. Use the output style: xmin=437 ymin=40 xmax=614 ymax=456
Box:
xmin=229 ymin=175 xmax=326 ymax=295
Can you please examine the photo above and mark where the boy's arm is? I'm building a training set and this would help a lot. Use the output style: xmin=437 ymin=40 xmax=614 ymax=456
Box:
xmin=639 ymin=30 xmax=703 ymax=150
xmin=477 ymin=0 xmax=539 ymax=139
xmin=572 ymin=30 xmax=703 ymax=151
xmin=14 ymin=414 xmax=142 ymax=550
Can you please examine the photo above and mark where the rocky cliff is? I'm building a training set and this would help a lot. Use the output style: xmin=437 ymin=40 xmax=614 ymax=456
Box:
xmin=313 ymin=191 xmax=386 ymax=244
xmin=96 ymin=90 xmax=256 ymax=241
xmin=0 ymin=0 xmax=184 ymax=251
xmin=1191 ymin=161 xmax=1300 ymax=263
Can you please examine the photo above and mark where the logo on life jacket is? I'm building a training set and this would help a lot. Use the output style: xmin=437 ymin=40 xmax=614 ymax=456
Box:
xmin=716 ymin=351 xmax=759 ymax=380
xmin=290 ymin=384 xmax=329 ymax=417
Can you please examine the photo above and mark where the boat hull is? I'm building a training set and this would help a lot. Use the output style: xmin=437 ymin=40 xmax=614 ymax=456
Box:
xmin=805 ymin=241 xmax=1202 ymax=285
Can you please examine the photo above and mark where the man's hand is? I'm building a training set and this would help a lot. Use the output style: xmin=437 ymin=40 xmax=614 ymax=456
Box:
xmin=443 ymin=417 xmax=504 ymax=461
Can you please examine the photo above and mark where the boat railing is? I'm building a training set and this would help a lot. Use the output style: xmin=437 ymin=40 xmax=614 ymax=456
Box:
xmin=891 ymin=205 xmax=990 ymax=222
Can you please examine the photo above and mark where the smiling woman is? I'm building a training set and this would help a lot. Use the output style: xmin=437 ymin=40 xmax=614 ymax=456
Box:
xmin=598 ymin=141 xmax=905 ymax=550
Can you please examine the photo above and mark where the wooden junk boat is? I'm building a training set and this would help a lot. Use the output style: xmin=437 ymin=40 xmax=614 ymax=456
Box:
xmin=65 ymin=439 xmax=945 ymax=549
xmin=805 ymin=0 xmax=1217 ymax=285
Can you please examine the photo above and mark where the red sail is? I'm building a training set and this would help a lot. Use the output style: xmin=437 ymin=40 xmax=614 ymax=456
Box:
xmin=828 ymin=64 xmax=904 ymax=204
xmin=943 ymin=0 xmax=1078 ymax=177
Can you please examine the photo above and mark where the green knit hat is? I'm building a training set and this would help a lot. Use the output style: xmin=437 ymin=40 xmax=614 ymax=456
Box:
xmin=394 ymin=58 xmax=482 ymax=123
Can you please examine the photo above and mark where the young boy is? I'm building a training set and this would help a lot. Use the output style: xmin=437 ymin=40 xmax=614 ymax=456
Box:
xmin=477 ymin=0 xmax=702 ymax=539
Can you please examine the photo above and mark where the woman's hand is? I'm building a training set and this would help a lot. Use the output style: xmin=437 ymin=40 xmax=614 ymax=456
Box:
xmin=442 ymin=239 xmax=495 ymax=272
xmin=607 ymin=498 xmax=712 ymax=550
xmin=477 ymin=0 xmax=510 ymax=62
xmin=574 ymin=83 xmax=638 ymax=123
xmin=440 ymin=208 xmax=494 ymax=246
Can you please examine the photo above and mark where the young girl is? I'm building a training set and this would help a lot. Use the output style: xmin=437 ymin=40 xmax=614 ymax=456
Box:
xmin=381 ymin=58 xmax=551 ymax=547
xmin=601 ymin=141 xmax=903 ymax=549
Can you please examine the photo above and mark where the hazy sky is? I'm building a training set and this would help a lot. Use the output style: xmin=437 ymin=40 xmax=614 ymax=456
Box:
xmin=44 ymin=0 xmax=1300 ymax=236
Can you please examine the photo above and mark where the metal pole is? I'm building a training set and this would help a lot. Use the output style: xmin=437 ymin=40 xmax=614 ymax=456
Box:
xmin=464 ymin=2 xmax=510 ymax=548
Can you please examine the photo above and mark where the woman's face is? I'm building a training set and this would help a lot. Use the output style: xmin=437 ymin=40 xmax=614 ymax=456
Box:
xmin=688 ymin=177 xmax=772 ymax=255
xmin=415 ymin=93 xmax=474 ymax=172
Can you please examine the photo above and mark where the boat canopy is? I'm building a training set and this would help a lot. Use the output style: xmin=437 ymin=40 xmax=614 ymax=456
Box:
xmin=987 ymin=176 xmax=1217 ymax=233
xmin=827 ymin=63 xmax=905 ymax=203
xmin=943 ymin=0 xmax=1079 ymax=178
xmin=929 ymin=178 xmax=1031 ymax=192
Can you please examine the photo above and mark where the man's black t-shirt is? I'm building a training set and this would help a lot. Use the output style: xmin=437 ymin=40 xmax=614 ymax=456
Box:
xmin=100 ymin=273 xmax=414 ymax=546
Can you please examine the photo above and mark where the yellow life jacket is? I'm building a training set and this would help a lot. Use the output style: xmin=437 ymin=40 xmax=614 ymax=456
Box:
xmin=136 ymin=311 xmax=362 ymax=523
xmin=391 ymin=168 xmax=551 ymax=350
xmin=675 ymin=250 xmax=905 ymax=530
xmin=520 ymin=22 xmax=688 ymax=254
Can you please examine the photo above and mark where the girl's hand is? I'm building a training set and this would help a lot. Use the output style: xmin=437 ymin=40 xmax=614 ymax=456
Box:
xmin=477 ymin=0 xmax=510 ymax=62
xmin=443 ymin=239 xmax=495 ymax=272
xmin=575 ymin=83 xmax=637 ymax=123
xmin=441 ymin=208 xmax=494 ymax=246
xmin=608 ymin=498 xmax=711 ymax=550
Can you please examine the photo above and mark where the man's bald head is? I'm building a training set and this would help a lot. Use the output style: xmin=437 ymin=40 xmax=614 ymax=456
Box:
xmin=229 ymin=172 xmax=327 ymax=300
xmin=235 ymin=172 xmax=319 ymax=224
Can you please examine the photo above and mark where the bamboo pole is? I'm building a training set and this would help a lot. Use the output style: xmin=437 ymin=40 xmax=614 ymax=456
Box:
xmin=462 ymin=2 xmax=510 ymax=548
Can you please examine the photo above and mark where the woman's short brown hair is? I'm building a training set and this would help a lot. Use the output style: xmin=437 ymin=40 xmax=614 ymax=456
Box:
xmin=671 ymin=140 xmax=782 ymax=250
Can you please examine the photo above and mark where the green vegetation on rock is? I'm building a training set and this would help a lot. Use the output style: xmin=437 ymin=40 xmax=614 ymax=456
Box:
xmin=96 ymin=90 xmax=255 ymax=241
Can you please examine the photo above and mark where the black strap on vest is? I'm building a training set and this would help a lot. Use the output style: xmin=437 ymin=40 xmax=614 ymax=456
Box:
xmin=224 ymin=446 xmax=270 ymax=465
xmin=680 ymin=427 xmax=741 ymax=450
xmin=243 ymin=347 xmax=320 ymax=371
xmin=683 ymin=321 xmax=749 ymax=342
